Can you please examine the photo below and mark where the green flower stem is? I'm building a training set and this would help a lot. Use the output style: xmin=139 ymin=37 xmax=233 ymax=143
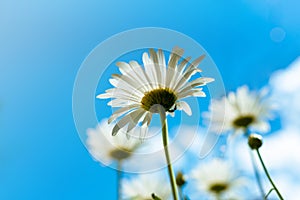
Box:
xmin=256 ymin=149 xmax=284 ymax=200
xmin=117 ymin=161 xmax=122 ymax=200
xmin=265 ymin=188 xmax=275 ymax=200
xmin=159 ymin=110 xmax=179 ymax=200
xmin=245 ymin=129 xmax=265 ymax=198
xmin=215 ymin=194 xmax=221 ymax=200
xmin=178 ymin=187 xmax=184 ymax=200
xmin=249 ymin=148 xmax=265 ymax=198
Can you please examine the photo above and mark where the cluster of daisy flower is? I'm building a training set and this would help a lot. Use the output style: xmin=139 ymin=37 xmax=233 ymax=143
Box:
xmin=86 ymin=47 xmax=283 ymax=200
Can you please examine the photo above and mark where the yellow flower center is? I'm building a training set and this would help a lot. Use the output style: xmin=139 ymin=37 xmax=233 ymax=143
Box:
xmin=209 ymin=182 xmax=229 ymax=194
xmin=109 ymin=148 xmax=132 ymax=160
xmin=233 ymin=115 xmax=255 ymax=128
xmin=141 ymin=88 xmax=177 ymax=112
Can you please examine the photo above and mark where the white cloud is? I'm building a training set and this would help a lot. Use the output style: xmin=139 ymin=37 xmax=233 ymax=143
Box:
xmin=269 ymin=57 xmax=300 ymax=127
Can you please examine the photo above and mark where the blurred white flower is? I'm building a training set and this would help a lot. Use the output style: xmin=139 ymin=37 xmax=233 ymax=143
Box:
xmin=190 ymin=158 xmax=247 ymax=199
xmin=86 ymin=119 xmax=141 ymax=165
xmin=205 ymin=85 xmax=274 ymax=135
xmin=122 ymin=173 xmax=172 ymax=200
xmin=97 ymin=47 xmax=214 ymax=136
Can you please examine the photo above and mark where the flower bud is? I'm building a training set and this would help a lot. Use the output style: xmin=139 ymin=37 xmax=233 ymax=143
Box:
xmin=176 ymin=171 xmax=187 ymax=187
xmin=248 ymin=133 xmax=263 ymax=150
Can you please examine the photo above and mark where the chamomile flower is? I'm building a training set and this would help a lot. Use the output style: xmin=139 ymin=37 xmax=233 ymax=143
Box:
xmin=206 ymin=86 xmax=274 ymax=135
xmin=190 ymin=159 xmax=247 ymax=199
xmin=86 ymin=119 xmax=141 ymax=165
xmin=97 ymin=47 xmax=214 ymax=136
xmin=122 ymin=173 xmax=172 ymax=200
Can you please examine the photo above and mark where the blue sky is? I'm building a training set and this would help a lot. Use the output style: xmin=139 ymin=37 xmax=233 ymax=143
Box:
xmin=1 ymin=0 xmax=300 ymax=199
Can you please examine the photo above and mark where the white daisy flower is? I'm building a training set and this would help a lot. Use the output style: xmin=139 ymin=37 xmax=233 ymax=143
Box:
xmin=190 ymin=159 xmax=247 ymax=199
xmin=206 ymin=85 xmax=274 ymax=135
xmin=97 ymin=47 xmax=214 ymax=136
xmin=122 ymin=173 xmax=172 ymax=200
xmin=86 ymin=119 xmax=141 ymax=165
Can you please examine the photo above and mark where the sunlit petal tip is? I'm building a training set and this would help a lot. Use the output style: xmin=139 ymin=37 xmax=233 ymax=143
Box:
xmin=111 ymin=74 xmax=121 ymax=79
xmin=142 ymin=52 xmax=150 ymax=61
xmin=204 ymin=77 xmax=215 ymax=83
xmin=195 ymin=68 xmax=202 ymax=73
xmin=169 ymin=112 xmax=175 ymax=117
xmin=191 ymin=54 xmax=206 ymax=68
xmin=112 ymin=124 xmax=121 ymax=136
xmin=172 ymin=46 xmax=184 ymax=55
xmin=115 ymin=61 xmax=124 ymax=67
xmin=177 ymin=101 xmax=192 ymax=116
xmin=96 ymin=93 xmax=106 ymax=99
xmin=194 ymin=91 xmax=206 ymax=97
xmin=108 ymin=116 xmax=114 ymax=124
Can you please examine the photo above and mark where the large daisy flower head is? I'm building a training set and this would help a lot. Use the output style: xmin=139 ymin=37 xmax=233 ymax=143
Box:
xmin=86 ymin=119 xmax=141 ymax=165
xmin=206 ymin=85 xmax=274 ymax=136
xmin=190 ymin=158 xmax=247 ymax=199
xmin=97 ymin=47 xmax=214 ymax=136
xmin=122 ymin=173 xmax=172 ymax=200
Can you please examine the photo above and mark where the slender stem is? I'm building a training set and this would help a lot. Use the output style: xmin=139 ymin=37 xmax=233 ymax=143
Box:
xmin=159 ymin=111 xmax=179 ymax=200
xmin=249 ymin=148 xmax=265 ymax=198
xmin=245 ymin=129 xmax=265 ymax=198
xmin=256 ymin=149 xmax=284 ymax=200
xmin=178 ymin=187 xmax=184 ymax=200
xmin=265 ymin=188 xmax=275 ymax=200
xmin=215 ymin=194 xmax=221 ymax=200
xmin=117 ymin=161 xmax=122 ymax=200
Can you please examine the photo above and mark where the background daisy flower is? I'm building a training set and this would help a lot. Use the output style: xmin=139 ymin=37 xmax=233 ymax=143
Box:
xmin=190 ymin=158 xmax=248 ymax=199
xmin=122 ymin=173 xmax=172 ymax=200
xmin=205 ymin=85 xmax=274 ymax=136
xmin=86 ymin=119 xmax=141 ymax=165
xmin=97 ymin=47 xmax=214 ymax=136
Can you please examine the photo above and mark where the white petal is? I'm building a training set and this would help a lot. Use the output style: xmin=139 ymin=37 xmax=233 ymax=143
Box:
xmin=142 ymin=52 xmax=157 ymax=88
xmin=176 ymin=77 xmax=215 ymax=95
xmin=177 ymin=101 xmax=192 ymax=116
xmin=141 ymin=112 xmax=152 ymax=126
xmin=128 ymin=61 xmax=153 ymax=91
xmin=149 ymin=49 xmax=162 ymax=86
xmin=177 ymin=88 xmax=206 ymax=99
xmin=112 ymin=109 xmax=145 ymax=136
xmin=157 ymin=49 xmax=166 ymax=86
xmin=168 ymin=112 xmax=175 ymax=117
xmin=252 ymin=120 xmax=270 ymax=133
xmin=177 ymin=56 xmax=191 ymax=74
xmin=189 ymin=54 xmax=205 ymax=70
xmin=108 ymin=105 xmax=140 ymax=123
xmin=166 ymin=47 xmax=184 ymax=87
xmin=108 ymin=99 xmax=137 ymax=107
xmin=127 ymin=110 xmax=146 ymax=133
xmin=96 ymin=93 xmax=109 ymax=99
xmin=112 ymin=74 xmax=145 ymax=95
xmin=172 ymin=67 xmax=201 ymax=92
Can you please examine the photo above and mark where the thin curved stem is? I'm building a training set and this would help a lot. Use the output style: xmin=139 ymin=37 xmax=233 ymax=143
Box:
xmin=159 ymin=110 xmax=179 ymax=200
xmin=215 ymin=194 xmax=221 ymax=200
xmin=117 ymin=161 xmax=122 ymax=200
xmin=245 ymin=129 xmax=265 ymax=198
xmin=249 ymin=148 xmax=265 ymax=198
xmin=256 ymin=149 xmax=284 ymax=200
xmin=265 ymin=188 xmax=275 ymax=200
xmin=178 ymin=187 xmax=184 ymax=200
